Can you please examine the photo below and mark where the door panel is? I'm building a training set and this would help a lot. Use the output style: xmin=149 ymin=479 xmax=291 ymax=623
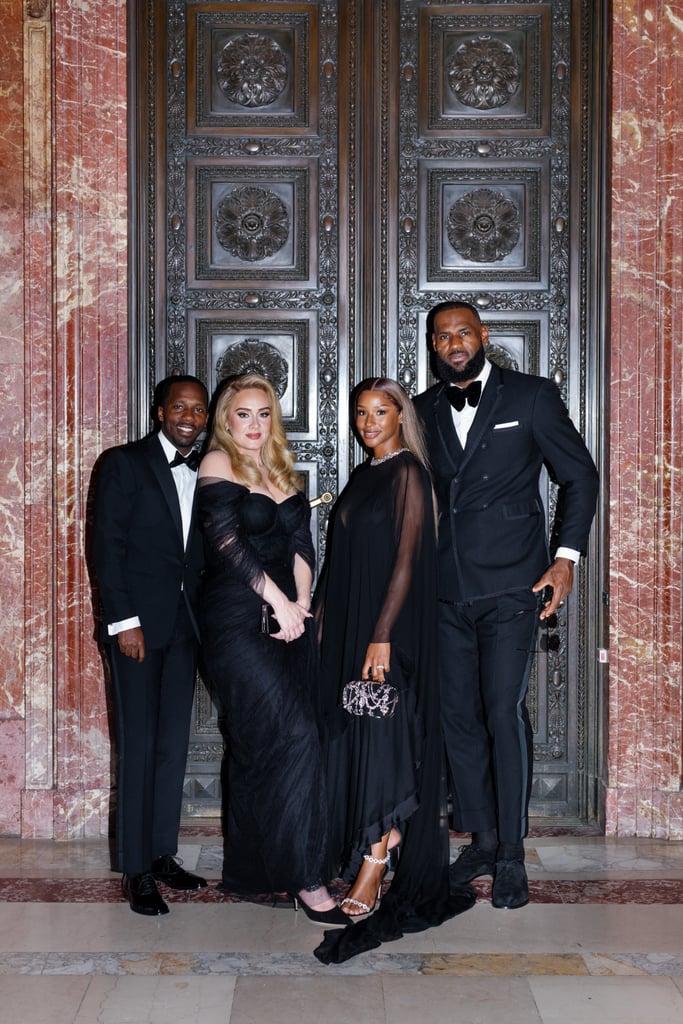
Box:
xmin=395 ymin=2 xmax=588 ymax=819
xmin=131 ymin=0 xmax=603 ymax=824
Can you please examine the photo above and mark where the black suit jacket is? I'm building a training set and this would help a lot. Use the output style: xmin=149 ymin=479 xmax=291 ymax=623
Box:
xmin=92 ymin=432 xmax=204 ymax=649
xmin=414 ymin=364 xmax=599 ymax=603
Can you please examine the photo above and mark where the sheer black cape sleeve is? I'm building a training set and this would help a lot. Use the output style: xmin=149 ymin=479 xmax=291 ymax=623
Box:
xmin=371 ymin=457 xmax=428 ymax=643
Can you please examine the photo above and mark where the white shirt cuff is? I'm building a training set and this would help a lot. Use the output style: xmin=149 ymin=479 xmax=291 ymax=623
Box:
xmin=555 ymin=547 xmax=580 ymax=564
xmin=108 ymin=616 xmax=142 ymax=636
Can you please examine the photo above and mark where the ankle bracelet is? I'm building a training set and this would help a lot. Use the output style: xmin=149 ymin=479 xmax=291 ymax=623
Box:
xmin=363 ymin=853 xmax=390 ymax=865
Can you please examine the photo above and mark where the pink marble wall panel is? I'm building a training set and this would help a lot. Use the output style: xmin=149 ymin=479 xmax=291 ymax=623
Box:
xmin=49 ymin=0 xmax=128 ymax=837
xmin=608 ymin=1 xmax=683 ymax=837
xmin=0 ymin=0 xmax=128 ymax=837
xmin=0 ymin=0 xmax=27 ymax=716
xmin=0 ymin=0 xmax=28 ymax=834
xmin=0 ymin=721 xmax=25 ymax=835
xmin=23 ymin=7 xmax=56 ymax=836
xmin=20 ymin=788 xmax=57 ymax=839
xmin=0 ymin=0 xmax=25 ymax=371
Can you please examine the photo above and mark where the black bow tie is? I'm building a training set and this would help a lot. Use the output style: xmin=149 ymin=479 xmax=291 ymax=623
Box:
xmin=446 ymin=381 xmax=482 ymax=412
xmin=170 ymin=449 xmax=201 ymax=471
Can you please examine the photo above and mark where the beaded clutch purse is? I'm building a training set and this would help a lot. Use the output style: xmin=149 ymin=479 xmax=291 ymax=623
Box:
xmin=342 ymin=679 xmax=399 ymax=719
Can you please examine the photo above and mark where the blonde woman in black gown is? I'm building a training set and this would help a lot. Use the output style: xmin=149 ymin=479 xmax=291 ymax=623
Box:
xmin=314 ymin=378 xmax=475 ymax=963
xmin=197 ymin=373 xmax=346 ymax=925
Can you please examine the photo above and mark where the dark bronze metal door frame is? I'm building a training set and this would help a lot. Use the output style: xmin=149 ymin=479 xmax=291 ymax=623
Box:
xmin=128 ymin=0 xmax=609 ymax=827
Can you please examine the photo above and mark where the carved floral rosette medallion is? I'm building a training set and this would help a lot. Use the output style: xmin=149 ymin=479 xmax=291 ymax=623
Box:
xmin=447 ymin=187 xmax=520 ymax=263
xmin=215 ymin=186 xmax=290 ymax=263
xmin=447 ymin=34 xmax=520 ymax=110
xmin=216 ymin=32 xmax=288 ymax=107
xmin=216 ymin=339 xmax=289 ymax=398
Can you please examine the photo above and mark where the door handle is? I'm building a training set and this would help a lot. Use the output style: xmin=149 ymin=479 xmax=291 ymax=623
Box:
xmin=309 ymin=491 xmax=334 ymax=509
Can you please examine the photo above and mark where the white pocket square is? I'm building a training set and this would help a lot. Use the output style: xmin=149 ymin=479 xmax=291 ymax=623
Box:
xmin=494 ymin=420 xmax=520 ymax=430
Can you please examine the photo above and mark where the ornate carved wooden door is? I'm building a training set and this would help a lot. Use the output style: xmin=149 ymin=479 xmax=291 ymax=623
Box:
xmin=132 ymin=0 xmax=606 ymax=825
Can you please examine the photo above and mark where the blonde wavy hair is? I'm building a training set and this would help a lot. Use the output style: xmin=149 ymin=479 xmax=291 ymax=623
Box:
xmin=207 ymin=373 xmax=303 ymax=494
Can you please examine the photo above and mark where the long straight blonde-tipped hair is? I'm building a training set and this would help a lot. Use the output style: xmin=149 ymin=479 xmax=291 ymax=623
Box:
xmin=351 ymin=377 xmax=431 ymax=470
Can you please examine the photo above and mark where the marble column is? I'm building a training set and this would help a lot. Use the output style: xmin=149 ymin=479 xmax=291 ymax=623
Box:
xmin=607 ymin=1 xmax=683 ymax=837
xmin=0 ymin=0 xmax=129 ymax=838
xmin=0 ymin=0 xmax=28 ymax=834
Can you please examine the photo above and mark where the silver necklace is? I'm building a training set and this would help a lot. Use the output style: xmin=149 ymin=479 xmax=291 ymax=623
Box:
xmin=370 ymin=447 xmax=409 ymax=466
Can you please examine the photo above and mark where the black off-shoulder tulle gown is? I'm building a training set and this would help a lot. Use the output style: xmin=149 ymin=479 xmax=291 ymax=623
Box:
xmin=197 ymin=478 xmax=329 ymax=896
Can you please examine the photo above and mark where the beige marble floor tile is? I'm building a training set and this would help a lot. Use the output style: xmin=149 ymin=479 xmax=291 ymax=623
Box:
xmin=229 ymin=975 xmax=385 ymax=1024
xmin=74 ymin=976 xmax=237 ymax=1024
xmin=0 ymin=977 xmax=90 ymax=1024
xmin=0 ymin=838 xmax=219 ymax=880
xmin=532 ymin=838 xmax=683 ymax=877
xmin=381 ymin=976 xmax=542 ymax=1024
xmin=416 ymin=901 xmax=683 ymax=954
xmin=3 ymin=901 xmax=683 ymax=962
xmin=529 ymin=976 xmax=683 ymax=1024
xmin=0 ymin=903 xmax=350 ymax=957
xmin=0 ymin=839 xmax=113 ymax=878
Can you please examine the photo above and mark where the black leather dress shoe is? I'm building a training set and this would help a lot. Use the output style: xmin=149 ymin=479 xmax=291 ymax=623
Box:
xmin=449 ymin=844 xmax=496 ymax=886
xmin=492 ymin=858 xmax=529 ymax=909
xmin=152 ymin=854 xmax=208 ymax=890
xmin=122 ymin=872 xmax=169 ymax=916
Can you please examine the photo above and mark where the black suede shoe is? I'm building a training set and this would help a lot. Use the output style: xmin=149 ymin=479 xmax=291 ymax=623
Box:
xmin=152 ymin=855 xmax=207 ymax=890
xmin=449 ymin=843 xmax=496 ymax=886
xmin=122 ymin=872 xmax=169 ymax=916
xmin=492 ymin=858 xmax=529 ymax=909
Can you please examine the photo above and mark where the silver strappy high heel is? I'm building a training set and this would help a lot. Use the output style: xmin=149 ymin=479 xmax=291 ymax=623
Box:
xmin=339 ymin=852 xmax=390 ymax=919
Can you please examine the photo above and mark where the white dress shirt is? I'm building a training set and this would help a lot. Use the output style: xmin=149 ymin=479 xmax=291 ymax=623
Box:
xmin=157 ymin=431 xmax=197 ymax=549
xmin=448 ymin=358 xmax=492 ymax=449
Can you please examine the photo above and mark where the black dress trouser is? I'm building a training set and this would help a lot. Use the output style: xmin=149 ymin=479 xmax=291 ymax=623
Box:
xmin=107 ymin=601 xmax=198 ymax=875
xmin=438 ymin=589 xmax=540 ymax=844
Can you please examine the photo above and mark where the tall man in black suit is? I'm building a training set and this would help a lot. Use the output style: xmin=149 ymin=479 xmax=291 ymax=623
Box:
xmin=415 ymin=302 xmax=598 ymax=910
xmin=93 ymin=376 xmax=210 ymax=915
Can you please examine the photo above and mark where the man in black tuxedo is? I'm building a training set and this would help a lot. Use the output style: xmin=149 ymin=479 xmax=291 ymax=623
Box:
xmin=415 ymin=301 xmax=598 ymax=910
xmin=93 ymin=375 xmax=209 ymax=915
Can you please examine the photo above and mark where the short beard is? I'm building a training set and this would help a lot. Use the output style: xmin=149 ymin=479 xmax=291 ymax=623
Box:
xmin=432 ymin=343 xmax=487 ymax=384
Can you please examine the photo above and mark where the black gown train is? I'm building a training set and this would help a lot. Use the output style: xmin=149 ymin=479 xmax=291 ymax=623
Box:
xmin=314 ymin=452 xmax=475 ymax=963
xmin=197 ymin=478 xmax=329 ymax=895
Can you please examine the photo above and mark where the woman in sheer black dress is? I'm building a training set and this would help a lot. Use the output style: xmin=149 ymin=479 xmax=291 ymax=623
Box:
xmin=314 ymin=378 xmax=475 ymax=962
xmin=197 ymin=373 xmax=346 ymax=925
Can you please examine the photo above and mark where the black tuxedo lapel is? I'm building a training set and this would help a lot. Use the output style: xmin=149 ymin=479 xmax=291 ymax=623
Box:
xmin=433 ymin=385 xmax=464 ymax=474
xmin=460 ymin=362 xmax=504 ymax=468
xmin=144 ymin=434 xmax=185 ymax=546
